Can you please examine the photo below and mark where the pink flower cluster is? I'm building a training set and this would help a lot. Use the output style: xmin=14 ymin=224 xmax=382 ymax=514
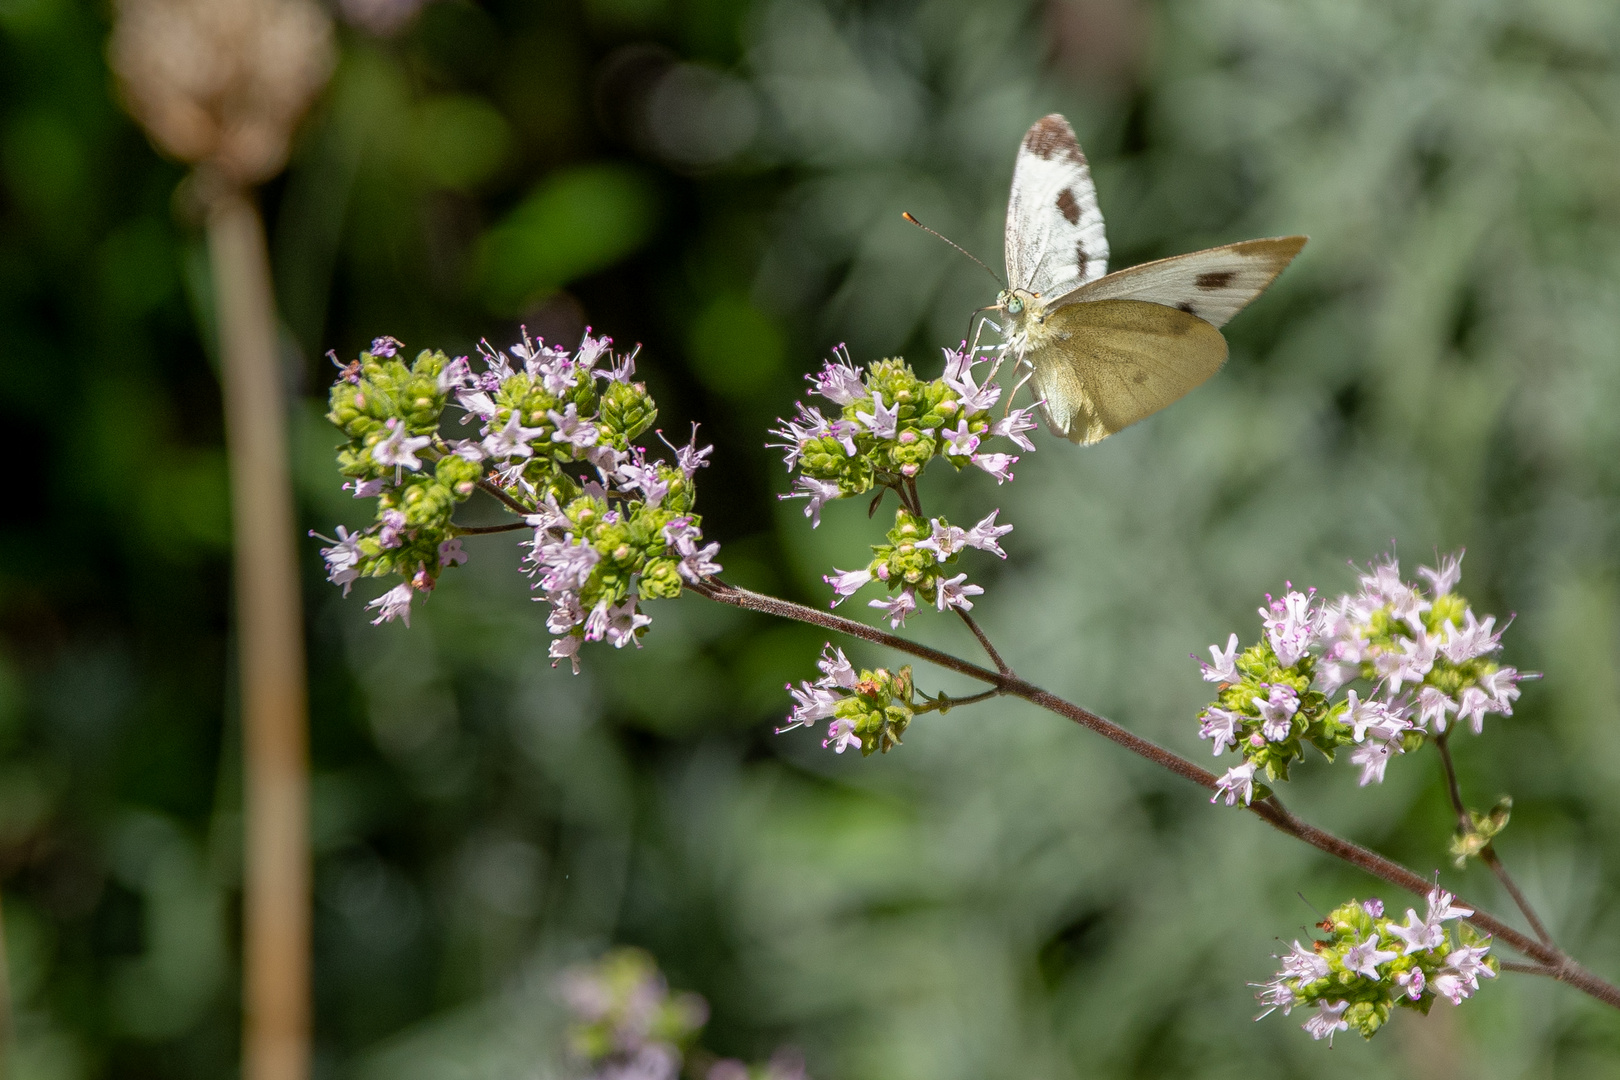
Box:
xmin=1198 ymin=552 xmax=1531 ymax=797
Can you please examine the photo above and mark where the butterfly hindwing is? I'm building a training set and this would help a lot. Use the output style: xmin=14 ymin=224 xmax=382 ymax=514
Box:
xmin=1028 ymin=299 xmax=1229 ymax=444
xmin=1004 ymin=115 xmax=1109 ymax=300
xmin=1060 ymin=236 xmax=1307 ymax=329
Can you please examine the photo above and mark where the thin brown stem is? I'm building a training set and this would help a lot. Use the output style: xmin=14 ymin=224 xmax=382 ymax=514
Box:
xmin=1480 ymin=849 xmax=1555 ymax=948
xmin=1436 ymin=734 xmax=1556 ymax=948
xmin=1501 ymin=961 xmax=1558 ymax=977
xmin=688 ymin=576 xmax=1620 ymax=1011
xmin=956 ymin=608 xmax=1011 ymax=675
xmin=456 ymin=521 xmax=532 ymax=535
xmin=1435 ymin=733 xmax=1470 ymax=828
xmin=476 ymin=478 xmax=533 ymax=516
xmin=904 ymin=475 xmax=923 ymax=516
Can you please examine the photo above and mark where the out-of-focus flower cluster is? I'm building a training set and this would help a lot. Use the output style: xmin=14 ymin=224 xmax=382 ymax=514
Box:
xmin=705 ymin=1053 xmax=811 ymax=1080
xmin=318 ymin=332 xmax=718 ymax=670
xmin=772 ymin=346 xmax=1028 ymax=616
xmin=558 ymin=948 xmax=708 ymax=1080
xmin=778 ymin=645 xmax=916 ymax=756
xmin=558 ymin=948 xmax=811 ymax=1080
xmin=1196 ymin=553 xmax=1531 ymax=806
xmin=1255 ymin=890 xmax=1496 ymax=1044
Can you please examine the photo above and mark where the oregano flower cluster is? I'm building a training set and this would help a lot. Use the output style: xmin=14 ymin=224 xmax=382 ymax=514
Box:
xmin=316 ymin=332 xmax=718 ymax=669
xmin=772 ymin=346 xmax=1036 ymax=515
xmin=558 ymin=949 xmax=709 ymax=1080
xmin=772 ymin=346 xmax=1029 ymax=620
xmin=825 ymin=508 xmax=1013 ymax=627
xmin=558 ymin=948 xmax=810 ymax=1080
xmin=778 ymin=645 xmax=919 ymax=756
xmin=1196 ymin=553 xmax=1530 ymax=806
xmin=1255 ymin=890 xmax=1497 ymax=1043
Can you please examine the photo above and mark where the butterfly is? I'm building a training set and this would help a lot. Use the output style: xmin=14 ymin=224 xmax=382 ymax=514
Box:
xmin=996 ymin=114 xmax=1306 ymax=444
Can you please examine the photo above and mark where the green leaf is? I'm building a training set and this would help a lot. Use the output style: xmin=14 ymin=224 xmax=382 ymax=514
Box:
xmin=411 ymin=94 xmax=512 ymax=190
xmin=478 ymin=164 xmax=658 ymax=311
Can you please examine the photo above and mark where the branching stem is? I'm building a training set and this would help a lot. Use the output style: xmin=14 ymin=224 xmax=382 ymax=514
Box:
xmin=687 ymin=576 xmax=1620 ymax=1011
xmin=913 ymin=687 xmax=1002 ymax=715
xmin=956 ymin=608 xmax=1011 ymax=675
xmin=1435 ymin=733 xmax=1557 ymax=948
xmin=476 ymin=478 xmax=533 ymax=516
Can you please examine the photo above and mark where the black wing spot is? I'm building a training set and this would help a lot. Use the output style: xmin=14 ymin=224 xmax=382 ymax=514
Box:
xmin=1075 ymin=245 xmax=1088 ymax=278
xmin=1055 ymin=188 xmax=1081 ymax=225
xmin=1023 ymin=115 xmax=1087 ymax=164
xmin=1176 ymin=301 xmax=1196 ymax=315
xmin=1196 ymin=270 xmax=1237 ymax=290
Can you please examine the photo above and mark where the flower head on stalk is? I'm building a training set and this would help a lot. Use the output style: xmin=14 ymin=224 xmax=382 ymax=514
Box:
xmin=1194 ymin=552 xmax=1535 ymax=797
xmin=768 ymin=343 xmax=1032 ymax=747
xmin=779 ymin=645 xmax=917 ymax=756
xmin=818 ymin=508 xmax=1007 ymax=619
xmin=771 ymin=351 xmax=1023 ymax=621
xmin=1253 ymin=888 xmax=1496 ymax=1043
xmin=773 ymin=342 xmax=1025 ymax=534
xmin=321 ymin=331 xmax=720 ymax=671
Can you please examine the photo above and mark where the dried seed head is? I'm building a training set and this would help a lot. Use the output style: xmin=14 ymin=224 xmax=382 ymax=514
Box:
xmin=109 ymin=0 xmax=335 ymax=185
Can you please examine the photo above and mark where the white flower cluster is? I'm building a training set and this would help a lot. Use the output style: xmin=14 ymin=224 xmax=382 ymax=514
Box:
xmin=1256 ymin=889 xmax=1495 ymax=1044
xmin=778 ymin=645 xmax=915 ymax=757
xmin=1198 ymin=552 xmax=1531 ymax=802
xmin=558 ymin=948 xmax=709 ymax=1080
xmin=823 ymin=509 xmax=1013 ymax=628
xmin=320 ymin=330 xmax=717 ymax=662
xmin=779 ymin=645 xmax=864 ymax=753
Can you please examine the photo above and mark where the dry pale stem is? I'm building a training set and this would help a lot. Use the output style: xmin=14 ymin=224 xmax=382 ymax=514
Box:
xmin=208 ymin=186 xmax=311 ymax=1080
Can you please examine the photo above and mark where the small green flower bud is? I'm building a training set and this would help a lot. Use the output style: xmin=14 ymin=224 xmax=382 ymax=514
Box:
xmin=600 ymin=380 xmax=657 ymax=443
xmin=640 ymin=559 xmax=683 ymax=599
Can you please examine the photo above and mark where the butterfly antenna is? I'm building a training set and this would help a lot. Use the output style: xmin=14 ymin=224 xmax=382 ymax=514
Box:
xmin=903 ymin=213 xmax=1004 ymax=287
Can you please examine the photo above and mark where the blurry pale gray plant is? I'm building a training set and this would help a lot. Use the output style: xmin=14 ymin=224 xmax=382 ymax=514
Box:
xmin=336 ymin=0 xmax=433 ymax=37
xmin=322 ymin=329 xmax=1620 ymax=1042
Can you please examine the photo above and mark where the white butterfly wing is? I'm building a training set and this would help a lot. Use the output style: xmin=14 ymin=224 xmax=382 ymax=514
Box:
xmin=1029 ymin=299 xmax=1228 ymax=444
xmin=1004 ymin=114 xmax=1109 ymax=300
xmin=1061 ymin=236 xmax=1307 ymax=328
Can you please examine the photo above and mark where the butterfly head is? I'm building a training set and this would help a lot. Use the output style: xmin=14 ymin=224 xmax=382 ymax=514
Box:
xmin=998 ymin=288 xmax=1045 ymax=327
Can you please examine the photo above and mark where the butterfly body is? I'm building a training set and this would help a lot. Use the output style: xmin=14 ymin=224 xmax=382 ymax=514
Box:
xmin=997 ymin=114 xmax=1305 ymax=444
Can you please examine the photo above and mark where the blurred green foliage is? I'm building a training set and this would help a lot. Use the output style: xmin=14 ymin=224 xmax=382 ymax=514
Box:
xmin=4 ymin=0 xmax=1620 ymax=1077
xmin=480 ymin=164 xmax=658 ymax=311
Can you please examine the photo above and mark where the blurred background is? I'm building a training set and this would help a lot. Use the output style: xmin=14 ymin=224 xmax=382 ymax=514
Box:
xmin=5 ymin=0 xmax=1620 ymax=1076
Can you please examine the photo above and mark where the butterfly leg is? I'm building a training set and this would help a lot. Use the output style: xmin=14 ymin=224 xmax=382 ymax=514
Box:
xmin=965 ymin=308 xmax=1002 ymax=358
xmin=1002 ymin=356 xmax=1035 ymax=416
